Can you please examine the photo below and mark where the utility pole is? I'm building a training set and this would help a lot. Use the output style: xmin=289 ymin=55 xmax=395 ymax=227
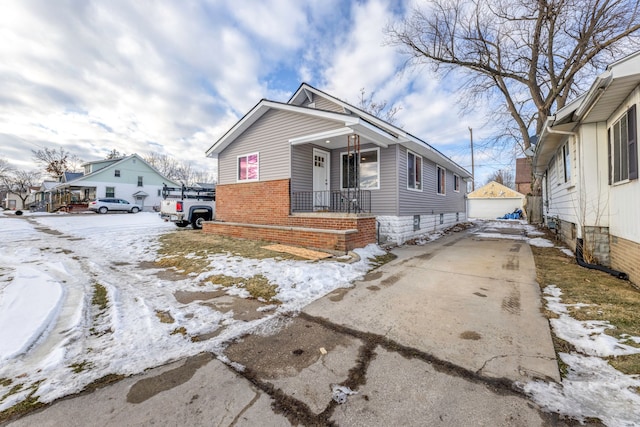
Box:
xmin=469 ymin=127 xmax=475 ymax=191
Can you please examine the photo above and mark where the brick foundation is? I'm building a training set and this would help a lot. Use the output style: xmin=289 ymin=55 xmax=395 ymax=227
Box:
xmin=207 ymin=179 xmax=376 ymax=252
xmin=610 ymin=235 xmax=640 ymax=287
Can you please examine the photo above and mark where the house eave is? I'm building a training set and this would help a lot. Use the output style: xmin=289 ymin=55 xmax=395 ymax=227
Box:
xmin=206 ymin=100 xmax=356 ymax=157
xmin=533 ymin=120 xmax=577 ymax=175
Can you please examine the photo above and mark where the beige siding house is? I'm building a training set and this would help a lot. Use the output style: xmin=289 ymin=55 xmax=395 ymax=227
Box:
xmin=533 ymin=51 xmax=640 ymax=285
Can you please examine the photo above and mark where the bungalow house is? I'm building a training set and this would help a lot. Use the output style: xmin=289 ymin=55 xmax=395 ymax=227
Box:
xmin=532 ymin=51 xmax=640 ymax=285
xmin=49 ymin=154 xmax=180 ymax=212
xmin=205 ymin=83 xmax=471 ymax=251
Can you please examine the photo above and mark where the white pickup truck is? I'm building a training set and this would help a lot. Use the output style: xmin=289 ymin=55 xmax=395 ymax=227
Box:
xmin=159 ymin=184 xmax=215 ymax=229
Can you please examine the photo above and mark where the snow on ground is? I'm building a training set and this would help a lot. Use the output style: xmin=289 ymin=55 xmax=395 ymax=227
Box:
xmin=472 ymin=220 xmax=640 ymax=426
xmin=0 ymin=212 xmax=384 ymax=411
xmin=523 ymin=287 xmax=640 ymax=427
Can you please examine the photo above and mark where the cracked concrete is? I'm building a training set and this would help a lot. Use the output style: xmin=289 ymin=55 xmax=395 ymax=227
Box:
xmin=7 ymin=223 xmax=571 ymax=426
xmin=304 ymin=224 xmax=561 ymax=384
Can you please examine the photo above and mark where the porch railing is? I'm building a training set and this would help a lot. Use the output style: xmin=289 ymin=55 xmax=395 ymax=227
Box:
xmin=291 ymin=190 xmax=371 ymax=213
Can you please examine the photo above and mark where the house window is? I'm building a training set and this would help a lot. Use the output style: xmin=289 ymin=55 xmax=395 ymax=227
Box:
xmin=106 ymin=187 xmax=115 ymax=198
xmin=454 ymin=174 xmax=460 ymax=192
xmin=609 ymin=105 xmax=638 ymax=183
xmin=157 ymin=189 xmax=161 ymax=196
xmin=138 ymin=176 xmax=143 ymax=187
xmin=114 ymin=170 xmax=120 ymax=177
xmin=407 ymin=151 xmax=422 ymax=191
xmin=437 ymin=166 xmax=446 ymax=195
xmin=341 ymin=148 xmax=379 ymax=190
xmin=439 ymin=213 xmax=444 ymax=224
xmin=238 ymin=153 xmax=259 ymax=182
xmin=562 ymin=143 xmax=571 ymax=182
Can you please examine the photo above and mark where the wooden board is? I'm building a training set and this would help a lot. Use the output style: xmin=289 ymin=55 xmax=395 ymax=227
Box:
xmin=262 ymin=244 xmax=332 ymax=260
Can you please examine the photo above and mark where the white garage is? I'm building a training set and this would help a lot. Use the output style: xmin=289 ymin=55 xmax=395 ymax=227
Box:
xmin=466 ymin=181 xmax=525 ymax=219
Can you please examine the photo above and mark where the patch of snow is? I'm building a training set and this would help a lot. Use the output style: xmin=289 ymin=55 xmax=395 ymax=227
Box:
xmin=0 ymin=213 xmax=387 ymax=410
xmin=474 ymin=232 xmax=525 ymax=240
xmin=523 ymin=353 xmax=640 ymax=426
xmin=0 ymin=266 xmax=64 ymax=361
xmin=524 ymin=285 xmax=640 ymax=426
xmin=560 ymin=248 xmax=574 ymax=257
xmin=527 ymin=237 xmax=555 ymax=247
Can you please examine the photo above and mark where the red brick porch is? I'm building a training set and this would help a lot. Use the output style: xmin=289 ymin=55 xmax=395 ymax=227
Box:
xmin=203 ymin=179 xmax=376 ymax=252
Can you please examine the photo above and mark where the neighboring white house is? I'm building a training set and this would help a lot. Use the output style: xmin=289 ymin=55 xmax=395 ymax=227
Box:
xmin=466 ymin=181 xmax=525 ymax=220
xmin=51 ymin=154 xmax=180 ymax=212
xmin=532 ymin=51 xmax=640 ymax=285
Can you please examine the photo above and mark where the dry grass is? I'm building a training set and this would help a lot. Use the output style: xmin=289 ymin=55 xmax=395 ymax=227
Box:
xmin=155 ymin=310 xmax=174 ymax=324
xmin=91 ymin=283 xmax=108 ymax=311
xmin=156 ymin=232 xmax=307 ymax=302
xmin=531 ymin=232 xmax=640 ymax=375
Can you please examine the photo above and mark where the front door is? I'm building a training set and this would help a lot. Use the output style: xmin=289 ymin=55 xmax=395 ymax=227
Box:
xmin=312 ymin=148 xmax=330 ymax=210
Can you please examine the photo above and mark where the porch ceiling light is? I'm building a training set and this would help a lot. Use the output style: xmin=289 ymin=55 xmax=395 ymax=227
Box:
xmin=326 ymin=140 xmax=331 ymax=144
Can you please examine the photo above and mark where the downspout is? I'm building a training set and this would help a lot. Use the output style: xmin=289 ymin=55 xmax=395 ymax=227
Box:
xmin=576 ymin=238 xmax=628 ymax=280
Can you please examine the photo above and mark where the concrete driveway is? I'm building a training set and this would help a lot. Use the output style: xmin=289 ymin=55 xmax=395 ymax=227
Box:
xmin=5 ymin=222 xmax=568 ymax=426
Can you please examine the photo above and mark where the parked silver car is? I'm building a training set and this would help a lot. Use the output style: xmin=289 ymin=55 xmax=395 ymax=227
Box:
xmin=88 ymin=198 xmax=141 ymax=214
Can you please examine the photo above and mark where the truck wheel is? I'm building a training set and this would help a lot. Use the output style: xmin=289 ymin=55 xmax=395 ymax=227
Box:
xmin=175 ymin=221 xmax=189 ymax=228
xmin=192 ymin=216 xmax=205 ymax=229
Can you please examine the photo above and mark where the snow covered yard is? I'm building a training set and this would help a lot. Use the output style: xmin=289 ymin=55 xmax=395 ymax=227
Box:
xmin=0 ymin=211 xmax=384 ymax=417
xmin=474 ymin=220 xmax=640 ymax=427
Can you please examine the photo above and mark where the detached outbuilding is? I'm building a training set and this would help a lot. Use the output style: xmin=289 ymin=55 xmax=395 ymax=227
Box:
xmin=466 ymin=181 xmax=525 ymax=219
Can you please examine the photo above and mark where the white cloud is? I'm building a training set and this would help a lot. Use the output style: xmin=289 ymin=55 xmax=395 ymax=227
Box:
xmin=321 ymin=0 xmax=401 ymax=102
xmin=0 ymin=0 xmax=511 ymax=182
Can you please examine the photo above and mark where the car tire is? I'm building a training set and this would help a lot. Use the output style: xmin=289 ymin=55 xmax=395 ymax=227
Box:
xmin=98 ymin=207 xmax=108 ymax=214
xmin=192 ymin=216 xmax=205 ymax=230
xmin=130 ymin=207 xmax=140 ymax=213
xmin=175 ymin=221 xmax=189 ymax=228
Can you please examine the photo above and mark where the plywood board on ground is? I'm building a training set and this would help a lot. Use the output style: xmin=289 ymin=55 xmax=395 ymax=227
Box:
xmin=262 ymin=244 xmax=332 ymax=260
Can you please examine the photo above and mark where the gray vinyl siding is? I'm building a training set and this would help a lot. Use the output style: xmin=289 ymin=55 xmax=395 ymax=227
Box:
xmin=398 ymin=145 xmax=465 ymax=216
xmin=218 ymin=110 xmax=345 ymax=184
xmin=328 ymin=143 xmax=398 ymax=216
xmin=312 ymin=95 xmax=345 ymax=113
xmin=291 ymin=143 xmax=328 ymax=193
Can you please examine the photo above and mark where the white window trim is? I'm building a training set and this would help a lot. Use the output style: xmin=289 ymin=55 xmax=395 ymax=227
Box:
xmin=453 ymin=174 xmax=460 ymax=192
xmin=339 ymin=147 xmax=380 ymax=190
xmin=237 ymin=152 xmax=260 ymax=183
xmin=436 ymin=165 xmax=446 ymax=196
xmin=406 ymin=150 xmax=423 ymax=192
xmin=562 ymin=143 xmax=571 ymax=184
xmin=609 ymin=109 xmax=632 ymax=184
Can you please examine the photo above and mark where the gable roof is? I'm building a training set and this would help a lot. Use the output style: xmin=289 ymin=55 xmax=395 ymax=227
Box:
xmin=467 ymin=181 xmax=525 ymax=199
xmin=534 ymin=50 xmax=640 ymax=175
xmin=206 ymin=83 xmax=471 ymax=179
xmin=63 ymin=172 xmax=83 ymax=182
xmin=61 ymin=154 xmax=179 ymax=186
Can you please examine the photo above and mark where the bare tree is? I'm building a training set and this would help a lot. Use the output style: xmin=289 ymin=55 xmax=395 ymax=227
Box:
xmin=486 ymin=169 xmax=515 ymax=189
xmin=387 ymin=0 xmax=640 ymax=152
xmin=1 ymin=169 xmax=41 ymax=209
xmin=106 ymin=149 xmax=125 ymax=159
xmin=144 ymin=153 xmax=215 ymax=185
xmin=144 ymin=153 xmax=182 ymax=181
xmin=356 ymin=88 xmax=402 ymax=125
xmin=0 ymin=157 xmax=12 ymax=180
xmin=32 ymin=147 xmax=67 ymax=177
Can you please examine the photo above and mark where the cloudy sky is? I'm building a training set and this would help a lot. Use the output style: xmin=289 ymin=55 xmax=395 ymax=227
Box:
xmin=0 ymin=0 xmax=511 ymax=184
